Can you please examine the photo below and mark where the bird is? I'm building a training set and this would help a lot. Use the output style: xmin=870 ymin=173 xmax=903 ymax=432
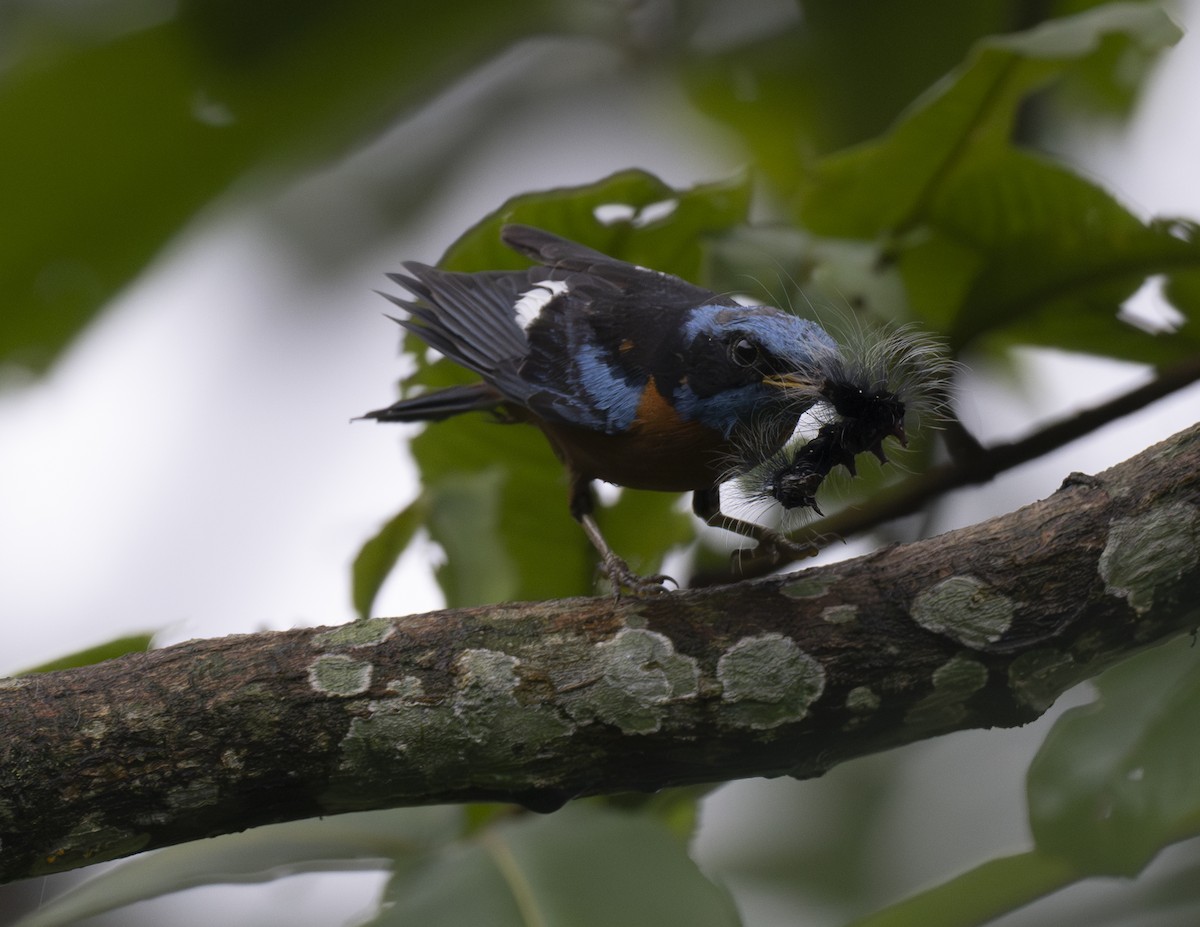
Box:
xmin=362 ymin=224 xmax=848 ymax=594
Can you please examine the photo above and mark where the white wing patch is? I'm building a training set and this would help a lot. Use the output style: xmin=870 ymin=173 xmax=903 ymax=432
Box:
xmin=513 ymin=279 xmax=569 ymax=330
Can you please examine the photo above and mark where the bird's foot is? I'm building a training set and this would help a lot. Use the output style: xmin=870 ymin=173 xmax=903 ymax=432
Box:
xmin=732 ymin=529 xmax=820 ymax=571
xmin=601 ymin=554 xmax=677 ymax=598
xmin=578 ymin=511 xmax=676 ymax=596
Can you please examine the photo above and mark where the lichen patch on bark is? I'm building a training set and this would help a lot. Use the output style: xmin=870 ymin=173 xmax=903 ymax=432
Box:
xmin=1099 ymin=502 xmax=1200 ymax=615
xmin=308 ymin=654 xmax=373 ymax=697
xmin=911 ymin=576 xmax=1015 ymax=649
xmin=717 ymin=633 xmax=826 ymax=730
xmin=904 ymin=654 xmax=988 ymax=729
xmin=555 ymin=628 xmax=700 ymax=735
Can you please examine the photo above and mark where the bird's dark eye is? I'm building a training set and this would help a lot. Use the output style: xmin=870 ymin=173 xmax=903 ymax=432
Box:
xmin=730 ymin=337 xmax=759 ymax=367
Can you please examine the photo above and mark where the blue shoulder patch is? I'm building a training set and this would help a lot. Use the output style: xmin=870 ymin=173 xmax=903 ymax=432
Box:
xmin=573 ymin=340 xmax=642 ymax=433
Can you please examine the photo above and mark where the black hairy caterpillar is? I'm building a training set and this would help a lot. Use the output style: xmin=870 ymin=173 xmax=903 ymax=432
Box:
xmin=741 ymin=325 xmax=954 ymax=514
xmin=763 ymin=385 xmax=906 ymax=512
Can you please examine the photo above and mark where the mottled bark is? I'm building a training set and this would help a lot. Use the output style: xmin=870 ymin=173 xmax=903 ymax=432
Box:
xmin=2 ymin=424 xmax=1198 ymax=884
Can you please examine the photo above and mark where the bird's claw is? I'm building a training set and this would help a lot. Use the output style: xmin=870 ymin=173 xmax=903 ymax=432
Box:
xmin=602 ymin=556 xmax=677 ymax=598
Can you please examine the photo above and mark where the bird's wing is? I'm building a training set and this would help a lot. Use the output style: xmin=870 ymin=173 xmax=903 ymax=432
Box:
xmin=384 ymin=261 xmax=614 ymax=428
xmin=501 ymin=224 xmax=727 ymax=312
xmin=383 ymin=266 xmax=527 ymax=376
xmin=502 ymin=226 xmax=745 ymax=430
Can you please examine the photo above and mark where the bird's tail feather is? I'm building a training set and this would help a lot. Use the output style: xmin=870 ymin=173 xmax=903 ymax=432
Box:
xmin=360 ymin=383 xmax=501 ymax=423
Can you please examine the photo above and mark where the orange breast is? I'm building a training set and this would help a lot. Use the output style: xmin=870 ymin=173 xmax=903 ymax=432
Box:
xmin=537 ymin=378 xmax=736 ymax=491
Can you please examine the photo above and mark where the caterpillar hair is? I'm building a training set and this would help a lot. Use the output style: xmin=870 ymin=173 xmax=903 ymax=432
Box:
xmin=740 ymin=323 xmax=955 ymax=513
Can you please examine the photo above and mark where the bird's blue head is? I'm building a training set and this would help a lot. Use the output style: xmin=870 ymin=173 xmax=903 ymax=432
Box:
xmin=672 ymin=304 xmax=840 ymax=437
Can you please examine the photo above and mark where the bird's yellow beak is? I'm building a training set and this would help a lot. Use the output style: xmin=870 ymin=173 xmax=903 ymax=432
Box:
xmin=761 ymin=372 xmax=819 ymax=391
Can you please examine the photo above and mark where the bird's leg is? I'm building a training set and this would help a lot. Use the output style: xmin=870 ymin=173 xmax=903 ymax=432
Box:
xmin=570 ymin=474 xmax=675 ymax=596
xmin=692 ymin=486 xmax=819 ymax=567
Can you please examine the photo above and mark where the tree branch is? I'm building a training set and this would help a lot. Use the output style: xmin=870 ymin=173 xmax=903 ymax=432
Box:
xmin=3 ymin=423 xmax=1199 ymax=884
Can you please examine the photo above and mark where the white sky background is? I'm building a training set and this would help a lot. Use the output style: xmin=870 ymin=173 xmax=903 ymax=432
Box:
xmin=3 ymin=3 xmax=1200 ymax=925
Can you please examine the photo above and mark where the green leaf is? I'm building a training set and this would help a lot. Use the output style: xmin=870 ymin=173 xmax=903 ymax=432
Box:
xmin=1161 ymin=246 xmax=1200 ymax=322
xmin=1027 ymin=635 xmax=1200 ymax=877
xmin=440 ymin=169 xmax=753 ymax=279
xmin=368 ymin=803 xmax=742 ymax=927
xmin=411 ymin=421 xmax=591 ymax=605
xmin=795 ymin=3 xmax=1181 ymax=238
xmin=395 ymin=170 xmax=751 ymax=605
xmin=427 ymin=467 xmax=527 ymax=606
xmin=16 ymin=633 xmax=156 ymax=675
xmin=608 ymin=786 xmax=709 ymax=842
xmin=1 ymin=1 xmax=551 ymax=372
xmin=844 ymin=849 xmax=1081 ymax=927
xmin=683 ymin=2 xmax=1021 ymax=190
xmin=787 ymin=4 xmax=1192 ymax=361
xmin=1044 ymin=0 xmax=1176 ymax=116
xmin=13 ymin=807 xmax=463 ymax=927
xmin=352 ymin=499 xmax=428 ymax=619
xmin=907 ymin=152 xmax=1200 ymax=358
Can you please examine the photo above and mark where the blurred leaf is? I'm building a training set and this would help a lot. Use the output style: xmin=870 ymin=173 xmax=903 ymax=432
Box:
xmin=794 ymin=3 xmax=1181 ymax=239
xmin=907 ymin=152 xmax=1200 ymax=359
xmin=788 ymin=3 xmax=1190 ymax=362
xmin=1047 ymin=0 xmax=1172 ymax=115
xmin=392 ymin=170 xmax=751 ymax=606
xmin=427 ymin=467 xmax=526 ymax=606
xmin=601 ymin=786 xmax=712 ymax=842
xmin=1 ymin=0 xmax=552 ymax=372
xmin=1162 ymin=250 xmax=1200 ymax=320
xmin=368 ymin=803 xmax=741 ymax=927
xmin=16 ymin=633 xmax=156 ymax=675
xmin=845 ymin=849 xmax=1081 ymax=927
xmin=683 ymin=1 xmax=1019 ymax=191
xmin=1027 ymin=636 xmax=1200 ymax=877
xmin=463 ymin=803 xmax=524 ymax=836
xmin=440 ymin=169 xmax=752 ymax=278
xmin=14 ymin=807 xmax=462 ymax=927
xmin=353 ymin=499 xmax=428 ymax=619
xmin=410 ymin=416 xmax=591 ymax=605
